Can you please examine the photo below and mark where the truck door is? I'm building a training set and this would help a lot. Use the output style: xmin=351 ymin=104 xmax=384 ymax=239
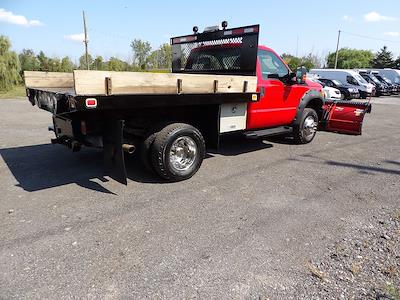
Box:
xmin=323 ymin=100 xmax=371 ymax=135
xmin=246 ymin=49 xmax=299 ymax=129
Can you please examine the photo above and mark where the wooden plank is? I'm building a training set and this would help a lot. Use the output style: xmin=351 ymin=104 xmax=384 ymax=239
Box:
xmin=73 ymin=70 xmax=257 ymax=96
xmin=24 ymin=71 xmax=74 ymax=89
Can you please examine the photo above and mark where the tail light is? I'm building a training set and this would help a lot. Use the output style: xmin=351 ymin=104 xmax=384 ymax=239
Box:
xmin=85 ymin=98 xmax=97 ymax=108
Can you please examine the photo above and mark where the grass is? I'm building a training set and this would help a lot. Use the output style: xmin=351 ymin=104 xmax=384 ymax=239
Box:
xmin=385 ymin=282 xmax=400 ymax=300
xmin=0 ymin=85 xmax=26 ymax=99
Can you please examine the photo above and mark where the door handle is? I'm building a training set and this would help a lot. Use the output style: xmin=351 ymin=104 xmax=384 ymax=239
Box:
xmin=260 ymin=87 xmax=265 ymax=97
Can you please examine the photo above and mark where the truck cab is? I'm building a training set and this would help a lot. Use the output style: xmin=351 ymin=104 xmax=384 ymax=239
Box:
xmin=247 ymin=46 xmax=321 ymax=130
xmin=177 ymin=29 xmax=370 ymax=144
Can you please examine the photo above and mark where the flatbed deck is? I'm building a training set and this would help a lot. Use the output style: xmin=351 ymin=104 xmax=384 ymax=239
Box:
xmin=25 ymin=70 xmax=259 ymax=115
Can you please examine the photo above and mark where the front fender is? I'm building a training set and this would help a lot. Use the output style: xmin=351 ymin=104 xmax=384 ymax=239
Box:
xmin=292 ymin=89 xmax=324 ymax=127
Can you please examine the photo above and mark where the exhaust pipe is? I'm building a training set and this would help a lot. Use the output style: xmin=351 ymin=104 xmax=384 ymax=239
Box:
xmin=122 ymin=144 xmax=136 ymax=154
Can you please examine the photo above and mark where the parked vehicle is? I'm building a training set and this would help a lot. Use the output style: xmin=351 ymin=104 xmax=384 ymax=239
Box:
xmin=309 ymin=69 xmax=374 ymax=99
xmin=358 ymin=70 xmax=390 ymax=97
xmin=370 ymin=69 xmax=400 ymax=88
xmin=373 ymin=72 xmax=398 ymax=95
xmin=318 ymin=78 xmax=360 ymax=100
xmin=24 ymin=23 xmax=372 ymax=184
xmin=308 ymin=77 xmax=342 ymax=100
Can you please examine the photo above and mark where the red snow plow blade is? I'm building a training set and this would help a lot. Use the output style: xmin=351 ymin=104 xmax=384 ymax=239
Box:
xmin=322 ymin=100 xmax=372 ymax=135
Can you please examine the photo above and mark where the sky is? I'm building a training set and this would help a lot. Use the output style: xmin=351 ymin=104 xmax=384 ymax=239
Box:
xmin=1 ymin=0 xmax=400 ymax=63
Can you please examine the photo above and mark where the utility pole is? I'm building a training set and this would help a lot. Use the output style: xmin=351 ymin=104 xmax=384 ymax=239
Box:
xmin=296 ymin=35 xmax=299 ymax=57
xmin=83 ymin=11 xmax=89 ymax=70
xmin=334 ymin=30 xmax=341 ymax=69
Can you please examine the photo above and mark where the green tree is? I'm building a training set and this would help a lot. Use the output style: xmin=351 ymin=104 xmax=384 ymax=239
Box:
xmin=394 ymin=56 xmax=400 ymax=69
xmin=130 ymin=39 xmax=151 ymax=69
xmin=281 ymin=53 xmax=321 ymax=70
xmin=327 ymin=48 xmax=374 ymax=69
xmin=60 ymin=56 xmax=75 ymax=72
xmin=371 ymin=46 xmax=394 ymax=68
xmin=92 ymin=55 xmax=106 ymax=70
xmin=147 ymin=43 xmax=172 ymax=70
xmin=107 ymin=57 xmax=129 ymax=71
xmin=19 ymin=49 xmax=40 ymax=75
xmin=0 ymin=35 xmax=21 ymax=91
xmin=281 ymin=54 xmax=302 ymax=70
xmin=47 ymin=57 xmax=62 ymax=72
xmin=79 ymin=53 xmax=93 ymax=70
xmin=37 ymin=51 xmax=49 ymax=71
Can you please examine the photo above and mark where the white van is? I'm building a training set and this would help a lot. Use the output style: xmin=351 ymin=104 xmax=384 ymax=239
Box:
xmin=309 ymin=69 xmax=374 ymax=99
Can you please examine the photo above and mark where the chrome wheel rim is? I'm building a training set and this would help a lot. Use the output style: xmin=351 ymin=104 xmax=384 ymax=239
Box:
xmin=303 ymin=116 xmax=318 ymax=138
xmin=169 ymin=136 xmax=197 ymax=171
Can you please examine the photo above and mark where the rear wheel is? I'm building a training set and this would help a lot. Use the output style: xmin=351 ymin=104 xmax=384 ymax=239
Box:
xmin=151 ymin=123 xmax=205 ymax=181
xmin=293 ymin=108 xmax=318 ymax=144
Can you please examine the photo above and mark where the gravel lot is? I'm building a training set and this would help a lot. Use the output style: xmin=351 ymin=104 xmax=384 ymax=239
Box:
xmin=0 ymin=97 xmax=399 ymax=299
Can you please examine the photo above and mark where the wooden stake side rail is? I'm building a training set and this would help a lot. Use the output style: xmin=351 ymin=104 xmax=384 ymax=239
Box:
xmin=24 ymin=71 xmax=74 ymax=89
xmin=24 ymin=71 xmax=257 ymax=96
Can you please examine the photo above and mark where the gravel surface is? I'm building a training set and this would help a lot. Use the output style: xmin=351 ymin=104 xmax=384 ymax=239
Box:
xmin=298 ymin=208 xmax=399 ymax=299
xmin=0 ymin=97 xmax=399 ymax=299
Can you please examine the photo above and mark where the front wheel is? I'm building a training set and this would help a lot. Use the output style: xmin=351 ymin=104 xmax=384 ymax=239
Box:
xmin=151 ymin=123 xmax=205 ymax=181
xmin=293 ymin=108 xmax=318 ymax=144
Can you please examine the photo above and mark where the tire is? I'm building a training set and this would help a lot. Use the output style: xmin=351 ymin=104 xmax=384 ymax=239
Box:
xmin=151 ymin=123 xmax=205 ymax=181
xmin=293 ymin=108 xmax=318 ymax=144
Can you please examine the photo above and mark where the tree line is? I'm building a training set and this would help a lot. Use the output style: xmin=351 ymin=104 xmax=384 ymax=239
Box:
xmin=1 ymin=32 xmax=400 ymax=92
xmin=0 ymin=35 xmax=172 ymax=92
xmin=283 ymin=46 xmax=400 ymax=70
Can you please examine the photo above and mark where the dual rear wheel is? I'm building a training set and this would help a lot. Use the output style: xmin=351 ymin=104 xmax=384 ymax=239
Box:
xmin=142 ymin=108 xmax=318 ymax=181
xmin=142 ymin=123 xmax=205 ymax=181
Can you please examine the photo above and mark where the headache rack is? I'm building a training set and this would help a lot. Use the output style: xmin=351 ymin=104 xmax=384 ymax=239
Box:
xmin=171 ymin=24 xmax=259 ymax=76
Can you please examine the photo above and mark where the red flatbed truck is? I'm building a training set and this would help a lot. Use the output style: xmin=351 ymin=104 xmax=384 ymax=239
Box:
xmin=25 ymin=23 xmax=371 ymax=184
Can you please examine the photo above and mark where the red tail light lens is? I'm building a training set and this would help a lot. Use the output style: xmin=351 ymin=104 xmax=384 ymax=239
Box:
xmin=85 ymin=98 xmax=97 ymax=108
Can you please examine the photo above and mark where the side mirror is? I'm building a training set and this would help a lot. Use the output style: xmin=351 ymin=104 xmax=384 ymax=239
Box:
xmin=296 ymin=66 xmax=308 ymax=84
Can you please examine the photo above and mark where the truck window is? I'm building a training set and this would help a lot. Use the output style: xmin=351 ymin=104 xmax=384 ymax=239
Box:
xmin=347 ymin=76 xmax=359 ymax=86
xmin=185 ymin=47 xmax=241 ymax=72
xmin=354 ymin=74 xmax=368 ymax=84
xmin=258 ymin=50 xmax=288 ymax=79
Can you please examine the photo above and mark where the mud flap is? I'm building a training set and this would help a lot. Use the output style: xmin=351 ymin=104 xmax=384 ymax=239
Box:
xmin=103 ymin=120 xmax=127 ymax=185
xmin=322 ymin=100 xmax=372 ymax=135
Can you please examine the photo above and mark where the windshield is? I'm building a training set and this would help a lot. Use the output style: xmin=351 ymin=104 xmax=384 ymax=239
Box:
xmin=369 ymin=74 xmax=381 ymax=84
xmin=353 ymin=74 xmax=368 ymax=84
xmin=376 ymin=75 xmax=388 ymax=83
xmin=383 ymin=77 xmax=392 ymax=84
xmin=360 ymin=74 xmax=371 ymax=82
